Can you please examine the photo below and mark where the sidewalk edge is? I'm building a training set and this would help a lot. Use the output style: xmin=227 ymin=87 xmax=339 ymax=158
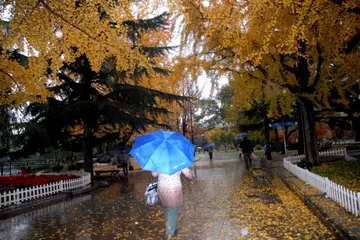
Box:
xmin=0 ymin=181 xmax=108 ymax=220
xmin=275 ymin=167 xmax=354 ymax=240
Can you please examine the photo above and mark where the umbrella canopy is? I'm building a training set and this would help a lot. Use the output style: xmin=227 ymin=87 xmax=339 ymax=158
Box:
xmin=207 ymin=143 xmax=215 ymax=149
xmin=234 ymin=133 xmax=250 ymax=141
xmin=130 ymin=130 xmax=195 ymax=175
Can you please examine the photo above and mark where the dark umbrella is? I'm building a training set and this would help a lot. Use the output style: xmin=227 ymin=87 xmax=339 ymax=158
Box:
xmin=234 ymin=133 xmax=250 ymax=141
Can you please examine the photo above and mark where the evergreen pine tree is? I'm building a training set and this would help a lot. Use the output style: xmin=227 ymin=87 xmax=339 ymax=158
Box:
xmin=19 ymin=12 xmax=186 ymax=179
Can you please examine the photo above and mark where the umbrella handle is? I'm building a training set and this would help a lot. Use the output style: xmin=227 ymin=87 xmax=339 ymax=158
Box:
xmin=148 ymin=173 xmax=157 ymax=184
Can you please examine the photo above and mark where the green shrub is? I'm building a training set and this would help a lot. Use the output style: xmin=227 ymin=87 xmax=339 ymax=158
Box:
xmin=255 ymin=144 xmax=263 ymax=150
xmin=52 ymin=164 xmax=64 ymax=172
xmin=67 ymin=162 xmax=83 ymax=171
xmin=75 ymin=162 xmax=83 ymax=170
xmin=67 ymin=164 xmax=77 ymax=171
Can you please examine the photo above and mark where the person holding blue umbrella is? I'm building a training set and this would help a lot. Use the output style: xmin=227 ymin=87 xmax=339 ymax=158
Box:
xmin=130 ymin=130 xmax=196 ymax=239
xmin=207 ymin=143 xmax=215 ymax=160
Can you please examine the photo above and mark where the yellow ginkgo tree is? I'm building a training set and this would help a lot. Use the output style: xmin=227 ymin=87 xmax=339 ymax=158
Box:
xmin=0 ymin=0 xmax=164 ymax=105
xmin=170 ymin=0 xmax=360 ymax=165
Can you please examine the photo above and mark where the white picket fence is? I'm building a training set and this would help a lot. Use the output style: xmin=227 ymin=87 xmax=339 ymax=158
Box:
xmin=283 ymin=148 xmax=360 ymax=216
xmin=319 ymin=148 xmax=347 ymax=156
xmin=0 ymin=172 xmax=91 ymax=208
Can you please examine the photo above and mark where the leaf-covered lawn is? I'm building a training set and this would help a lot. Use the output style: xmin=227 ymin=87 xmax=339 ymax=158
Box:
xmin=312 ymin=159 xmax=360 ymax=192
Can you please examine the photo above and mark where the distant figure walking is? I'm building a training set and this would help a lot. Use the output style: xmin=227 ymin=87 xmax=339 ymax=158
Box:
xmin=119 ymin=149 xmax=129 ymax=177
xmin=152 ymin=168 xmax=196 ymax=239
xmin=208 ymin=147 xmax=213 ymax=160
xmin=240 ymin=136 xmax=253 ymax=170
xmin=237 ymin=143 xmax=242 ymax=160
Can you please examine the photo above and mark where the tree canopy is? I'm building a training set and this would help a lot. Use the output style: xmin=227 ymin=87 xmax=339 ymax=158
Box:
xmin=0 ymin=0 xmax=169 ymax=105
xmin=171 ymin=0 xmax=360 ymax=165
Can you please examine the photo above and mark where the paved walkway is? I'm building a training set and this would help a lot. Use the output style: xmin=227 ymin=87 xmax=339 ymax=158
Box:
xmin=0 ymin=152 xmax=335 ymax=239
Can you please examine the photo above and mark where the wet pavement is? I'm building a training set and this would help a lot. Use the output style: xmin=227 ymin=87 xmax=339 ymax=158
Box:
xmin=0 ymin=152 xmax=335 ymax=239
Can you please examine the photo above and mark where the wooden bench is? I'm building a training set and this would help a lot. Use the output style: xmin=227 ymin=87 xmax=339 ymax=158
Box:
xmin=93 ymin=165 xmax=122 ymax=176
xmin=252 ymin=157 xmax=273 ymax=188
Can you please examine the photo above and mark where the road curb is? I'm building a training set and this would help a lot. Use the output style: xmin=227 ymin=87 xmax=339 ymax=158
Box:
xmin=0 ymin=181 xmax=109 ymax=220
xmin=275 ymin=167 xmax=354 ymax=240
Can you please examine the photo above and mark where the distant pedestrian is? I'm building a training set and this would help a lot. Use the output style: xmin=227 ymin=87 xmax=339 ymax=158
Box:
xmin=237 ymin=143 xmax=242 ymax=159
xmin=240 ymin=136 xmax=253 ymax=170
xmin=208 ymin=147 xmax=213 ymax=160
xmin=264 ymin=143 xmax=267 ymax=154
xmin=119 ymin=149 xmax=129 ymax=177
xmin=152 ymin=168 xmax=196 ymax=240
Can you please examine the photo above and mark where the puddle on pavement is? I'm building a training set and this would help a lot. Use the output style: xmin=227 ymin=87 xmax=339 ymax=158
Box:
xmin=0 ymin=194 xmax=93 ymax=240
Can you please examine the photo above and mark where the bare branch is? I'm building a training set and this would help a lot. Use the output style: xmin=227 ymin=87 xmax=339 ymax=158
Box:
xmin=0 ymin=69 xmax=22 ymax=90
xmin=280 ymin=55 xmax=297 ymax=75
xmin=18 ymin=0 xmax=41 ymax=26
xmin=343 ymin=31 xmax=360 ymax=54
xmin=186 ymin=0 xmax=205 ymax=19
xmin=330 ymin=0 xmax=360 ymax=15
xmin=40 ymin=0 xmax=96 ymax=40
xmin=313 ymin=42 xmax=324 ymax=88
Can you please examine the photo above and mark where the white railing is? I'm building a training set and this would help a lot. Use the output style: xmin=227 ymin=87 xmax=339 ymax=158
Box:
xmin=333 ymin=141 xmax=360 ymax=145
xmin=0 ymin=172 xmax=91 ymax=208
xmin=283 ymin=149 xmax=360 ymax=216
xmin=319 ymin=148 xmax=347 ymax=156
xmin=285 ymin=154 xmax=305 ymax=164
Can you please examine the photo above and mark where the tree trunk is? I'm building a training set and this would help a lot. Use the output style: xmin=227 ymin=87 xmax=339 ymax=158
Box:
xmin=190 ymin=106 xmax=195 ymax=144
xmin=274 ymin=128 xmax=281 ymax=152
xmin=297 ymin=113 xmax=305 ymax=155
xmin=298 ymin=98 xmax=319 ymax=165
xmin=223 ymin=145 xmax=227 ymax=152
xmin=281 ymin=126 xmax=286 ymax=154
xmin=263 ymin=115 xmax=272 ymax=160
xmin=352 ymin=116 xmax=360 ymax=141
xmin=83 ymin=122 xmax=94 ymax=181
xmin=176 ymin=115 xmax=180 ymax=132
xmin=182 ymin=108 xmax=187 ymax=137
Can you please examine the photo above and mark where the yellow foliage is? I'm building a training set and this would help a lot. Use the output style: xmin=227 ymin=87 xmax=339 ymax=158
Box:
xmin=0 ymin=0 xmax=166 ymax=105
xmin=173 ymin=0 xmax=360 ymax=115
xmin=205 ymin=127 xmax=222 ymax=143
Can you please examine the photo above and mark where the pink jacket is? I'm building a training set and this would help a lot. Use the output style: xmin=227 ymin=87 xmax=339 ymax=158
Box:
xmin=152 ymin=168 xmax=194 ymax=207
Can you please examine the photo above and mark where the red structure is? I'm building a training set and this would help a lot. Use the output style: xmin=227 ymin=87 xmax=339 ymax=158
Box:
xmin=0 ymin=174 xmax=80 ymax=187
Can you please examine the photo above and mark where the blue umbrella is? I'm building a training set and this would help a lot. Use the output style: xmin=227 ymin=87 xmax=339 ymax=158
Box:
xmin=130 ymin=130 xmax=195 ymax=175
xmin=207 ymin=143 xmax=215 ymax=149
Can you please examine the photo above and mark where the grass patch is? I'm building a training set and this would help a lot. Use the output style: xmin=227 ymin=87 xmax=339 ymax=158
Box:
xmin=287 ymin=150 xmax=298 ymax=155
xmin=312 ymin=159 xmax=360 ymax=192
xmin=215 ymin=149 xmax=238 ymax=153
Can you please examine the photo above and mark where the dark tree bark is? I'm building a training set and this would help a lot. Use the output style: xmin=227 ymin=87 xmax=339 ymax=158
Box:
xmin=298 ymin=97 xmax=319 ymax=165
xmin=190 ymin=106 xmax=195 ymax=144
xmin=83 ymin=122 xmax=94 ymax=181
xmin=263 ymin=115 xmax=272 ymax=160
xmin=296 ymin=43 xmax=319 ymax=165
xmin=182 ymin=108 xmax=187 ymax=137
xmin=297 ymin=110 xmax=305 ymax=155
xmin=281 ymin=126 xmax=286 ymax=154
xmin=274 ymin=128 xmax=281 ymax=152
xmin=353 ymin=116 xmax=360 ymax=142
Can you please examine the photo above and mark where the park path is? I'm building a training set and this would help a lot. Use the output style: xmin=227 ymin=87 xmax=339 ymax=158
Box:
xmin=0 ymin=152 xmax=335 ymax=239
